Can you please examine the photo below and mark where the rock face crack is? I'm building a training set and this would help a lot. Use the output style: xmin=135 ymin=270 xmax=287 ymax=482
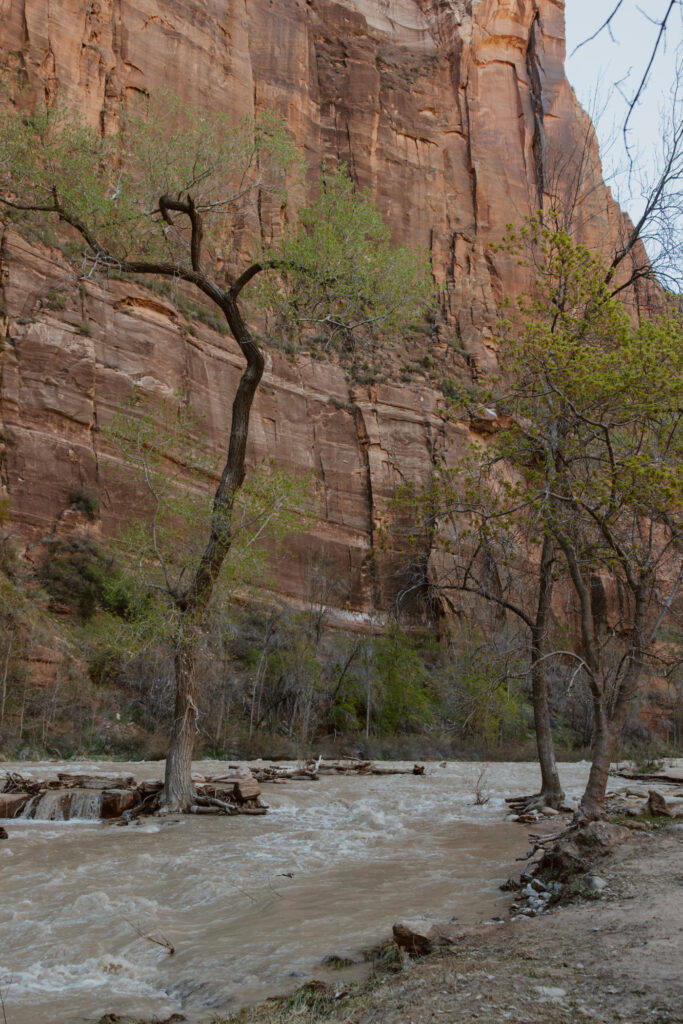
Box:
xmin=0 ymin=0 xmax=628 ymax=617
xmin=0 ymin=227 xmax=10 ymax=500
xmin=352 ymin=398 xmax=381 ymax=609
xmin=526 ymin=7 xmax=546 ymax=212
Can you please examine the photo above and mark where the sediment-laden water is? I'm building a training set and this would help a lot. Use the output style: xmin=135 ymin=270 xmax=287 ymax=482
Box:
xmin=0 ymin=758 xmax=602 ymax=1024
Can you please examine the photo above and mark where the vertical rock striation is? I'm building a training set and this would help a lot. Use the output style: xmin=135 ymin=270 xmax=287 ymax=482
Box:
xmin=0 ymin=0 xmax=635 ymax=617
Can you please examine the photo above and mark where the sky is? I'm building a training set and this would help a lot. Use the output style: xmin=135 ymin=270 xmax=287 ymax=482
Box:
xmin=563 ymin=1 xmax=682 ymax=232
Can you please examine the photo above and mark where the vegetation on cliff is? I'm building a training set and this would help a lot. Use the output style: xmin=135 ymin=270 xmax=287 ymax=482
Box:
xmin=0 ymin=93 xmax=433 ymax=806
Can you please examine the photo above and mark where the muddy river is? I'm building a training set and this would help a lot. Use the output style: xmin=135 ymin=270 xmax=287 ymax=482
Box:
xmin=0 ymin=758 xmax=602 ymax=1024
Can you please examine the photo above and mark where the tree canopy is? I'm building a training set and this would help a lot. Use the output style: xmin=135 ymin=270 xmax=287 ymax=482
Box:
xmin=390 ymin=220 xmax=682 ymax=818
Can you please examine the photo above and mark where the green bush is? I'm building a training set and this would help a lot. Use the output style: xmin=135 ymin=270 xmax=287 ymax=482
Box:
xmin=67 ymin=489 xmax=99 ymax=521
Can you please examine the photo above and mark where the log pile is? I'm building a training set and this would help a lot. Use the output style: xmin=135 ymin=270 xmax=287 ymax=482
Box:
xmin=190 ymin=767 xmax=266 ymax=815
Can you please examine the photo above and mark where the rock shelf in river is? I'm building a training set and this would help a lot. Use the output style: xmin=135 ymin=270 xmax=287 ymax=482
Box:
xmin=0 ymin=758 xmax=425 ymax=822
xmin=0 ymin=766 xmax=266 ymax=821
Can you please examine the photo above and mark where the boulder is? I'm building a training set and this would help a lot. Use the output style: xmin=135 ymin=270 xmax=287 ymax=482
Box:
xmin=574 ymin=821 xmax=628 ymax=855
xmin=393 ymin=918 xmax=455 ymax=956
xmin=101 ymin=789 xmax=139 ymax=818
xmin=647 ymin=789 xmax=674 ymax=817
xmin=234 ymin=779 xmax=261 ymax=802
xmin=0 ymin=826 xmax=8 ymax=839
xmin=0 ymin=792 xmax=30 ymax=818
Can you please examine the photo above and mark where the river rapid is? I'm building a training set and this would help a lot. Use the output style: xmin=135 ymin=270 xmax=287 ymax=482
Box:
xmin=0 ymin=758 xmax=603 ymax=1024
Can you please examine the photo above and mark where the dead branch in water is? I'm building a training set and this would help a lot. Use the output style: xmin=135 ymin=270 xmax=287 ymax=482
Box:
xmin=123 ymin=916 xmax=175 ymax=955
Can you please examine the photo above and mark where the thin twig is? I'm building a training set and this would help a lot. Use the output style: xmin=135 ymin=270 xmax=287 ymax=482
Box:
xmin=123 ymin=916 xmax=175 ymax=955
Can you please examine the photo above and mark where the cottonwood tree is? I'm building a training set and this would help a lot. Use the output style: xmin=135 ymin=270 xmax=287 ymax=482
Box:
xmin=0 ymin=94 xmax=433 ymax=811
xmin=104 ymin=390 xmax=311 ymax=633
xmin=392 ymin=223 xmax=681 ymax=819
xmin=485 ymin=226 xmax=681 ymax=820
xmin=501 ymin=242 xmax=682 ymax=820
xmin=574 ymin=0 xmax=682 ymax=155
xmin=389 ymin=448 xmax=567 ymax=810
xmin=567 ymin=4 xmax=683 ymax=293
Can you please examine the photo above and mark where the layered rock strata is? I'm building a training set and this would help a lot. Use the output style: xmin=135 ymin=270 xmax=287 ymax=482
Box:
xmin=0 ymin=0 xmax=633 ymax=619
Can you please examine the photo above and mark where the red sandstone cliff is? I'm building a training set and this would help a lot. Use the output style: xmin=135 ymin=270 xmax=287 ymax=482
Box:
xmin=0 ymin=0 xmax=634 ymax=620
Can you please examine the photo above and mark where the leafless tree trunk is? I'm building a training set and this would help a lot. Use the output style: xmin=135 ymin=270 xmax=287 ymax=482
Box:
xmin=0 ymin=632 xmax=11 ymax=729
xmin=163 ymin=626 xmax=200 ymax=812
xmin=445 ymin=530 xmax=566 ymax=808
xmin=530 ymin=538 xmax=565 ymax=807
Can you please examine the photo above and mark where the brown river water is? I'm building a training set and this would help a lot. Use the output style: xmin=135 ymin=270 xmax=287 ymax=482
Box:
xmin=0 ymin=758 xmax=604 ymax=1024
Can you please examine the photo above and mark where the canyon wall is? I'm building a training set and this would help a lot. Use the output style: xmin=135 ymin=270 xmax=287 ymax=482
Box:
xmin=0 ymin=0 xmax=631 ymax=620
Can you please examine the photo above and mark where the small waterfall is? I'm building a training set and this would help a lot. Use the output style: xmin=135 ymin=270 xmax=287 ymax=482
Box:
xmin=22 ymin=791 xmax=71 ymax=820
xmin=68 ymin=790 xmax=103 ymax=820
xmin=19 ymin=793 xmax=43 ymax=819
xmin=20 ymin=789 xmax=103 ymax=820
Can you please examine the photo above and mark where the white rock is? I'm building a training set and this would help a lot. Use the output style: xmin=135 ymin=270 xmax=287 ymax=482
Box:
xmin=535 ymin=986 xmax=567 ymax=1001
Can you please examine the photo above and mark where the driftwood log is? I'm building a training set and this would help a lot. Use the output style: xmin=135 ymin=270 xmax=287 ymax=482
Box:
xmin=250 ymin=759 xmax=425 ymax=783
xmin=611 ymin=767 xmax=683 ymax=786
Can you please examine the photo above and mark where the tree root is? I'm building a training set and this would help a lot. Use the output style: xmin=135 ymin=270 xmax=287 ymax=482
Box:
xmin=505 ymin=792 xmax=566 ymax=815
xmin=527 ymin=822 xmax=579 ymax=849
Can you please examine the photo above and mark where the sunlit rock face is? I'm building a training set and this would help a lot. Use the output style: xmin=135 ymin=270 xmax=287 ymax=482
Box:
xmin=0 ymin=0 xmax=634 ymax=618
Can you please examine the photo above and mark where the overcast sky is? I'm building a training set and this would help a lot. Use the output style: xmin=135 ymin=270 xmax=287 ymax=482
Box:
xmin=563 ymin=1 xmax=682 ymax=225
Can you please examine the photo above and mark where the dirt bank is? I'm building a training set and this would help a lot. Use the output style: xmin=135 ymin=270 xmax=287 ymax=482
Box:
xmin=219 ymin=826 xmax=683 ymax=1024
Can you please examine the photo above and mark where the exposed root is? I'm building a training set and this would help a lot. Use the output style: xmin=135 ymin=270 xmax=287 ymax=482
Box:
xmin=193 ymin=794 xmax=232 ymax=814
xmin=527 ymin=822 xmax=579 ymax=849
xmin=505 ymin=791 xmax=566 ymax=815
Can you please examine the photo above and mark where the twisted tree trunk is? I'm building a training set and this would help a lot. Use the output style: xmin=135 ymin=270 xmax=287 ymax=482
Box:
xmin=158 ymin=265 xmax=265 ymax=812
